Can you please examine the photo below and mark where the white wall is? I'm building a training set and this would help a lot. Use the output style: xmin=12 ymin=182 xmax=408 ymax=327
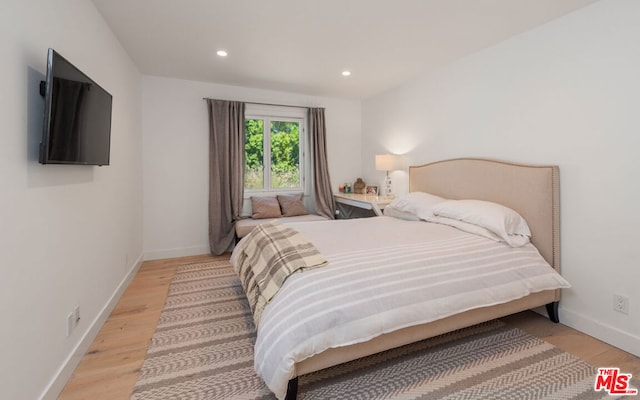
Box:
xmin=0 ymin=1 xmax=143 ymax=399
xmin=362 ymin=0 xmax=640 ymax=356
xmin=142 ymin=76 xmax=361 ymax=259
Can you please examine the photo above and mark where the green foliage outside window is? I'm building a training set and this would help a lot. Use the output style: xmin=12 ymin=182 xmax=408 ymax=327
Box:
xmin=245 ymin=119 xmax=300 ymax=189
xmin=245 ymin=119 xmax=264 ymax=189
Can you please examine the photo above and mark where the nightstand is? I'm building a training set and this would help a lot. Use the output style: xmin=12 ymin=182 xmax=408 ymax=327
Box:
xmin=333 ymin=193 xmax=394 ymax=218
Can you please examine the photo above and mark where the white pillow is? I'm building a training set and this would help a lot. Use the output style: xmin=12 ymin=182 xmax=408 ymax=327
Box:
xmin=427 ymin=215 xmax=530 ymax=247
xmin=383 ymin=205 xmax=420 ymax=221
xmin=431 ymin=199 xmax=531 ymax=247
xmin=387 ymin=192 xmax=446 ymax=220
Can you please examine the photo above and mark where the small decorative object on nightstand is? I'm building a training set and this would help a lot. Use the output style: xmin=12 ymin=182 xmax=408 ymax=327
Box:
xmin=354 ymin=178 xmax=366 ymax=194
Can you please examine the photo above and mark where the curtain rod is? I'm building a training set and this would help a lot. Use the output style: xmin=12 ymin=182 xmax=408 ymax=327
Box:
xmin=202 ymin=98 xmax=323 ymax=110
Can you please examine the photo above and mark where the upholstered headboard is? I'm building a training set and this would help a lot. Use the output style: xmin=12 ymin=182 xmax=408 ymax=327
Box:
xmin=409 ymin=158 xmax=560 ymax=272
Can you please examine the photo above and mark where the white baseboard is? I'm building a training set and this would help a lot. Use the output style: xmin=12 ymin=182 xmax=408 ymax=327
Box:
xmin=39 ymin=253 xmax=145 ymax=400
xmin=144 ymin=245 xmax=210 ymax=261
xmin=559 ymin=307 xmax=640 ymax=357
xmin=523 ymin=306 xmax=639 ymax=359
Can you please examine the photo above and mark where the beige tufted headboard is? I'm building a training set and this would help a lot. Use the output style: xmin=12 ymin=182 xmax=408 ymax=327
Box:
xmin=409 ymin=158 xmax=560 ymax=272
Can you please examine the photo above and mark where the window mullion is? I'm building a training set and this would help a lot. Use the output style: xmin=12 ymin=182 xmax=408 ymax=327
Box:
xmin=263 ymin=118 xmax=271 ymax=190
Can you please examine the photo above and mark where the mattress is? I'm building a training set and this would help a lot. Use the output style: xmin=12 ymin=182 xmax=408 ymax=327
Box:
xmin=231 ymin=216 xmax=570 ymax=399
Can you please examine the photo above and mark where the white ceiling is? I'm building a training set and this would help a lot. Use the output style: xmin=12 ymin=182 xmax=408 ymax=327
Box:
xmin=92 ymin=0 xmax=598 ymax=100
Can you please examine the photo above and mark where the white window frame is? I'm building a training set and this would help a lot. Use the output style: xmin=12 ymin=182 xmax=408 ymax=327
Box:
xmin=243 ymin=104 xmax=309 ymax=198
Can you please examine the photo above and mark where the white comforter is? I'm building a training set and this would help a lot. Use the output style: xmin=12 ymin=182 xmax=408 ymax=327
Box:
xmin=230 ymin=216 xmax=570 ymax=399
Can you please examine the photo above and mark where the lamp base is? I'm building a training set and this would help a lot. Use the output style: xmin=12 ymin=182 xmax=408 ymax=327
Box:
xmin=384 ymin=173 xmax=393 ymax=198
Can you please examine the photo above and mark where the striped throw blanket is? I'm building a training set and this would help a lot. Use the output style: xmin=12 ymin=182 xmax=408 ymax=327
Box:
xmin=234 ymin=220 xmax=327 ymax=326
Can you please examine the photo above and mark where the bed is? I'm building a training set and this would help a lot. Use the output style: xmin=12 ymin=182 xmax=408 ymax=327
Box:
xmin=230 ymin=158 xmax=568 ymax=400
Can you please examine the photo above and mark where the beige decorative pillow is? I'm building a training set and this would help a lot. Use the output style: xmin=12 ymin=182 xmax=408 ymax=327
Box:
xmin=251 ymin=196 xmax=282 ymax=219
xmin=277 ymin=193 xmax=308 ymax=217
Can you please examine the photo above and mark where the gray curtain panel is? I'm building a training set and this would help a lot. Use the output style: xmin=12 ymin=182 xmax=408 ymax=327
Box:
xmin=206 ymin=99 xmax=245 ymax=255
xmin=309 ymin=108 xmax=336 ymax=219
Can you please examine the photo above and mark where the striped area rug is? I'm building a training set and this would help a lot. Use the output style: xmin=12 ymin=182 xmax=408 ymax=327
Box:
xmin=130 ymin=260 xmax=634 ymax=400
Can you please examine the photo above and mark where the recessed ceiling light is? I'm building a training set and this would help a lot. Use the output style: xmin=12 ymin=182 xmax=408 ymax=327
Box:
xmin=342 ymin=70 xmax=351 ymax=77
xmin=217 ymin=50 xmax=228 ymax=57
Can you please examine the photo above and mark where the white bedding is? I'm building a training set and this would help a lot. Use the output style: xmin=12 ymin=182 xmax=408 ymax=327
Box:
xmin=230 ymin=216 xmax=570 ymax=399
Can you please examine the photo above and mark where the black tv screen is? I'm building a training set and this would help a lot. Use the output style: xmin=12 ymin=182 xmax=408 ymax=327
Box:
xmin=40 ymin=49 xmax=112 ymax=166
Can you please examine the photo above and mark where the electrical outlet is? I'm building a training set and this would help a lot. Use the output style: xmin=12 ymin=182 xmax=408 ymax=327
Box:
xmin=613 ymin=294 xmax=629 ymax=315
xmin=73 ymin=305 xmax=80 ymax=326
xmin=66 ymin=312 xmax=74 ymax=337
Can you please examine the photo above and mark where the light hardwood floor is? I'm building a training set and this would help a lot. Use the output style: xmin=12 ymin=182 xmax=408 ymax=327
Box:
xmin=57 ymin=254 xmax=640 ymax=399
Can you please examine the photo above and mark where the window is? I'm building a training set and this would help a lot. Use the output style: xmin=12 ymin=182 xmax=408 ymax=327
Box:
xmin=244 ymin=105 xmax=307 ymax=194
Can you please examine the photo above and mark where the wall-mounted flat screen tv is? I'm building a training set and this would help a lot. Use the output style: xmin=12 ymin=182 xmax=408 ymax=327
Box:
xmin=39 ymin=48 xmax=112 ymax=166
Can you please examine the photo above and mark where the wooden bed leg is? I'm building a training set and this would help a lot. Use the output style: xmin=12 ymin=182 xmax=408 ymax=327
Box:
xmin=285 ymin=377 xmax=298 ymax=400
xmin=546 ymin=302 xmax=560 ymax=323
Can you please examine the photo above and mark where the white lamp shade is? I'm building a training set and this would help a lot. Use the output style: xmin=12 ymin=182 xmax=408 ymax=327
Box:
xmin=375 ymin=154 xmax=402 ymax=171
